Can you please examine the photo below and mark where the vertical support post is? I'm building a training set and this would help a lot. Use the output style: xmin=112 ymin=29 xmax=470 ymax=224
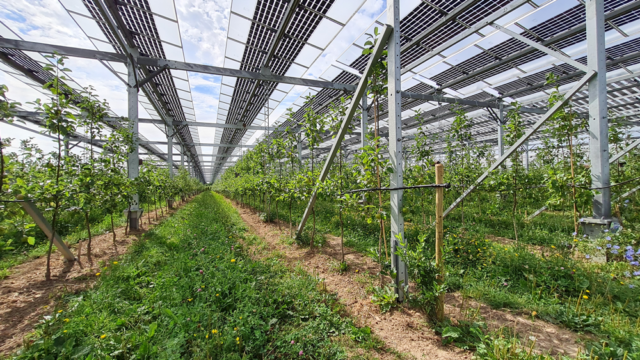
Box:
xmin=435 ymin=162 xmax=444 ymax=321
xmin=126 ymin=53 xmax=141 ymax=230
xmin=180 ymin=144 xmax=184 ymax=168
xmin=525 ymin=141 xmax=529 ymax=172
xmin=297 ymin=138 xmax=303 ymax=164
xmin=498 ymin=102 xmax=504 ymax=157
xmin=63 ymin=135 xmax=69 ymax=159
xmin=387 ymin=0 xmax=407 ymax=301
xmin=167 ymin=117 xmax=174 ymax=179
xmin=361 ymin=95 xmax=368 ymax=149
xmin=586 ymin=0 xmax=610 ymax=219
xmin=361 ymin=95 xmax=368 ymax=204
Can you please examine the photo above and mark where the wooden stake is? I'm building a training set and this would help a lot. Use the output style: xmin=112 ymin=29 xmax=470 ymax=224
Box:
xmin=435 ymin=161 xmax=445 ymax=322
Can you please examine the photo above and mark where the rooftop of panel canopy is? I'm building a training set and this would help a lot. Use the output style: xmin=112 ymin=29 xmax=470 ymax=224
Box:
xmin=0 ymin=0 xmax=639 ymax=183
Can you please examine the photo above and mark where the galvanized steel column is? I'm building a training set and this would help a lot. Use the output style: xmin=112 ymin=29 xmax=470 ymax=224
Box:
xmin=387 ymin=0 xmax=407 ymax=301
xmin=167 ymin=117 xmax=173 ymax=179
xmin=180 ymin=144 xmax=184 ymax=168
xmin=498 ymin=102 xmax=504 ymax=157
xmin=361 ymin=95 xmax=368 ymax=149
xmin=126 ymin=55 xmax=141 ymax=229
xmin=586 ymin=0 xmax=610 ymax=219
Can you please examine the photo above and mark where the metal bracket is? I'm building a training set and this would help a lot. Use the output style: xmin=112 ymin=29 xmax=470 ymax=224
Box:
xmin=137 ymin=64 xmax=169 ymax=90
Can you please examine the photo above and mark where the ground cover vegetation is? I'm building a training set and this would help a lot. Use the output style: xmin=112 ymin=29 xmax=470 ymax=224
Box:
xmin=7 ymin=192 xmax=383 ymax=359
xmin=212 ymin=30 xmax=640 ymax=359
xmin=0 ymin=54 xmax=205 ymax=279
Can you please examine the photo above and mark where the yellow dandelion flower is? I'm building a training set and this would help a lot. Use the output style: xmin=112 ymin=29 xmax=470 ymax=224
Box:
xmin=515 ymin=254 xmax=518 ymax=256
xmin=58 ymin=310 xmax=63 ymax=313
xmin=206 ymin=334 xmax=209 ymax=339
xmin=621 ymin=281 xmax=625 ymax=285
xmin=63 ymin=330 xmax=67 ymax=333
xmin=194 ymin=334 xmax=197 ymax=337
xmin=231 ymin=259 xmax=236 ymax=263
xmin=188 ymin=298 xmax=193 ymax=302
xmin=586 ymin=290 xmax=590 ymax=293
xmin=216 ymin=294 xmax=219 ymax=297
xmin=96 ymin=273 xmax=101 ymax=276
xmin=551 ymin=246 xmax=556 ymax=249
xmin=583 ymin=295 xmax=589 ymax=299
xmin=113 ymin=261 xmax=118 ymax=265
xmin=64 ymin=318 xmax=69 ymax=322
xmin=532 ymin=311 xmax=537 ymax=316
xmin=234 ymin=327 xmax=238 ymax=331
xmin=201 ymin=285 xmax=205 ymax=288
xmin=100 ymin=334 xmax=106 ymax=339
xmin=212 ymin=329 xmax=218 ymax=334
xmin=239 ymin=317 xmax=242 ymax=319
xmin=236 ymin=337 xmax=240 ymax=341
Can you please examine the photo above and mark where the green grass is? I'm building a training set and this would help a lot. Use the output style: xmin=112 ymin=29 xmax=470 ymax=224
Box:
xmin=7 ymin=192 xmax=383 ymax=359
xmin=0 ymin=200 xmax=182 ymax=280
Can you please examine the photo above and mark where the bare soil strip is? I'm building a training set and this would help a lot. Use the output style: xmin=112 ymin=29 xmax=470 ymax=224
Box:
xmin=0 ymin=200 xmax=192 ymax=355
xmin=228 ymin=199 xmax=586 ymax=359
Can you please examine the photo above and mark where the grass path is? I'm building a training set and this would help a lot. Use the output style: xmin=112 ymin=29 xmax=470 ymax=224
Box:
xmin=7 ymin=192 xmax=383 ymax=359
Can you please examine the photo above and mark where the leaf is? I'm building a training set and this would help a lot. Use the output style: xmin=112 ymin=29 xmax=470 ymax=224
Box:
xmin=442 ymin=326 xmax=461 ymax=339
xmin=27 ymin=237 xmax=35 ymax=245
xmin=162 ymin=308 xmax=179 ymax=324
xmin=148 ymin=322 xmax=158 ymax=337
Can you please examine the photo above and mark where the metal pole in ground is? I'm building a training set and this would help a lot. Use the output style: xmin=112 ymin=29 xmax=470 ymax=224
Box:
xmin=498 ymin=102 xmax=504 ymax=157
xmin=361 ymin=95 xmax=368 ymax=204
xmin=167 ymin=117 xmax=174 ymax=179
xmin=435 ymin=162 xmax=445 ymax=322
xmin=581 ymin=0 xmax=611 ymax=262
xmin=387 ymin=0 xmax=407 ymax=301
xmin=126 ymin=51 xmax=141 ymax=230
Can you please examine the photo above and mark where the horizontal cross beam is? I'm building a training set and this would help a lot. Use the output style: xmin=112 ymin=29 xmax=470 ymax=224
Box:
xmin=400 ymin=92 xmax=547 ymax=114
xmin=0 ymin=39 xmax=356 ymax=91
xmin=139 ymin=141 xmax=255 ymax=148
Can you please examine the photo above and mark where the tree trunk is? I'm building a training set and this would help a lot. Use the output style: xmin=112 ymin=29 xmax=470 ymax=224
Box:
xmin=111 ymin=214 xmax=116 ymax=244
xmin=84 ymin=211 xmax=92 ymax=257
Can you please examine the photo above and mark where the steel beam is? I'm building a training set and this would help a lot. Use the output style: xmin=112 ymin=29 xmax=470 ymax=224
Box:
xmin=0 ymin=38 xmax=357 ymax=92
xmin=361 ymin=96 xmax=368 ymax=149
xmin=587 ymin=0 xmax=610 ymax=219
xmin=402 ymin=0 xmax=530 ymax=74
xmin=400 ymin=92 xmax=546 ymax=114
xmin=400 ymin=0 xmax=480 ymax=55
xmin=139 ymin=141 xmax=255 ymax=148
xmin=443 ymin=71 xmax=596 ymax=218
xmin=137 ymin=65 xmax=169 ymax=89
xmin=387 ymin=0 xmax=407 ymax=301
xmin=498 ymin=103 xmax=504 ymax=156
xmin=296 ymin=25 xmax=393 ymax=239
xmin=167 ymin=117 xmax=174 ymax=179
xmin=491 ymin=23 xmax=589 ymax=72
xmin=126 ymin=56 xmax=141 ymax=230
xmin=610 ymin=138 xmax=640 ymax=164
xmin=435 ymin=0 xmax=640 ymax=91
xmin=19 ymin=200 xmax=76 ymax=262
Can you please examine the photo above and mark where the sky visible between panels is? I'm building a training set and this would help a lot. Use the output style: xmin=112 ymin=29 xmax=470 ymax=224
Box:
xmin=210 ymin=0 xmax=368 ymax=180
xmin=57 ymin=0 xmax=203 ymax=175
xmin=0 ymin=20 xmax=155 ymax=160
xmin=247 ymin=0 xmax=640 ymax=167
